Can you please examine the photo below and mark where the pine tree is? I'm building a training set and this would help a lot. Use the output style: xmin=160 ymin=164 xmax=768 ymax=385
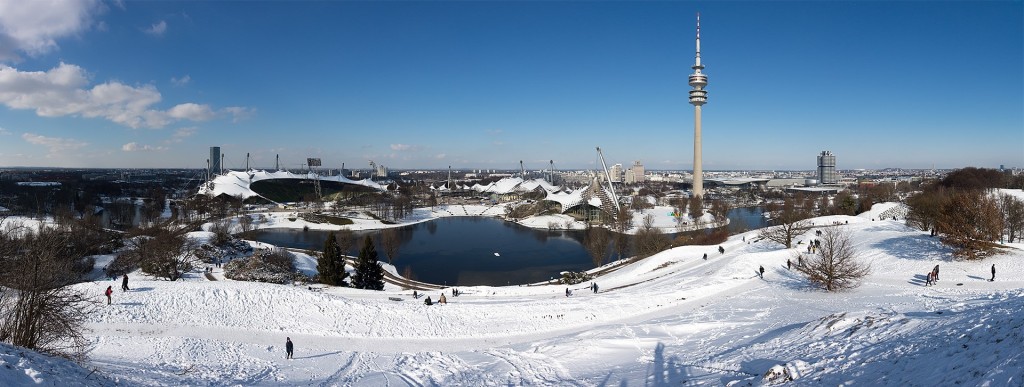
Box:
xmin=352 ymin=236 xmax=385 ymax=290
xmin=318 ymin=232 xmax=348 ymax=286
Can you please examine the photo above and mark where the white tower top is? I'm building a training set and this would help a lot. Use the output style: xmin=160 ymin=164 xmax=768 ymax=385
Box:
xmin=688 ymin=13 xmax=708 ymax=106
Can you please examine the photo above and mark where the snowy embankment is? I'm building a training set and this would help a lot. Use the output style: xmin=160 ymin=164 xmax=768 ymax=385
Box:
xmin=4 ymin=204 xmax=1023 ymax=385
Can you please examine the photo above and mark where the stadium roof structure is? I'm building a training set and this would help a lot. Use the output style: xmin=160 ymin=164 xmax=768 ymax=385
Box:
xmin=198 ymin=170 xmax=387 ymax=200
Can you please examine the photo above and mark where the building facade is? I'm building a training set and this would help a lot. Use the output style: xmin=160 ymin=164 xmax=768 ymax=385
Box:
xmin=817 ymin=151 xmax=837 ymax=185
xmin=625 ymin=161 xmax=645 ymax=184
xmin=209 ymin=146 xmax=221 ymax=177
xmin=609 ymin=164 xmax=623 ymax=182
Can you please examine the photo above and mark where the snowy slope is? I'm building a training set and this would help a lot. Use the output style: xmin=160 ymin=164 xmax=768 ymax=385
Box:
xmin=54 ymin=214 xmax=1021 ymax=386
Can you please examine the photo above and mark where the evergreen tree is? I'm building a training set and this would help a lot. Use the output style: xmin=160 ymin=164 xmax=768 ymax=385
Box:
xmin=352 ymin=236 xmax=385 ymax=290
xmin=318 ymin=232 xmax=348 ymax=286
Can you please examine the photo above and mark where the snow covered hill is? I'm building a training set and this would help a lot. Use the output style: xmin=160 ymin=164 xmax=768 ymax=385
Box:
xmin=6 ymin=211 xmax=1024 ymax=386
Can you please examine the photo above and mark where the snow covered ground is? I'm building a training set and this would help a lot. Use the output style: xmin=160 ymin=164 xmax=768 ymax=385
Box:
xmin=4 ymin=204 xmax=1023 ymax=386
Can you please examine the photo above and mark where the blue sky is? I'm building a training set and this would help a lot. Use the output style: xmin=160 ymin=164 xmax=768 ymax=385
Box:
xmin=0 ymin=1 xmax=1020 ymax=171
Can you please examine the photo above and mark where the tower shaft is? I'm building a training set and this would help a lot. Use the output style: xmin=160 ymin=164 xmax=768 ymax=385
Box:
xmin=693 ymin=106 xmax=703 ymax=197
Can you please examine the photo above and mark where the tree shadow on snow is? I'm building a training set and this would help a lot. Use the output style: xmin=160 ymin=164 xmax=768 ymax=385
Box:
xmin=645 ymin=342 xmax=692 ymax=387
xmin=871 ymin=234 xmax=950 ymax=262
xmin=130 ymin=287 xmax=155 ymax=292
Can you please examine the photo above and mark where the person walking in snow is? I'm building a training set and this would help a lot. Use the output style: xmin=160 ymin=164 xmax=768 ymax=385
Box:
xmin=285 ymin=337 xmax=294 ymax=359
xmin=121 ymin=274 xmax=130 ymax=292
xmin=932 ymin=265 xmax=940 ymax=282
xmin=413 ymin=290 xmax=418 ymax=299
xmin=991 ymin=264 xmax=996 ymax=282
xmin=718 ymin=246 xmax=725 ymax=254
xmin=786 ymin=259 xmax=791 ymax=270
xmin=105 ymin=286 xmax=113 ymax=304
xmin=565 ymin=288 xmax=571 ymax=297
xmin=758 ymin=266 xmax=765 ymax=279
xmin=925 ymin=271 xmax=934 ymax=286
xmin=702 ymin=253 xmax=707 ymax=260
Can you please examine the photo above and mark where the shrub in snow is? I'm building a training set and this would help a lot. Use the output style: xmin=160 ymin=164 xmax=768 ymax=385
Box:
xmin=224 ymin=248 xmax=299 ymax=284
xmin=558 ymin=271 xmax=592 ymax=285
xmin=194 ymin=237 xmax=252 ymax=264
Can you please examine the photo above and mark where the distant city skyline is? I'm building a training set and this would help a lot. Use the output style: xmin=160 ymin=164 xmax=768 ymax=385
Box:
xmin=0 ymin=1 xmax=1020 ymax=171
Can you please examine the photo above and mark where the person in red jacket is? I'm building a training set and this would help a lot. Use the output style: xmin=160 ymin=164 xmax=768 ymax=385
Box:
xmin=104 ymin=286 xmax=113 ymax=305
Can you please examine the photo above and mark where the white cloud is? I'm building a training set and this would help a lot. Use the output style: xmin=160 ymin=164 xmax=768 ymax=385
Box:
xmin=167 ymin=103 xmax=215 ymax=121
xmin=0 ymin=0 xmax=103 ymax=61
xmin=168 ymin=126 xmax=197 ymax=143
xmin=144 ymin=20 xmax=167 ymax=37
xmin=0 ymin=62 xmax=241 ymax=129
xmin=170 ymin=75 xmax=191 ymax=86
xmin=435 ymin=153 xmax=446 ymax=159
xmin=391 ymin=144 xmax=414 ymax=151
xmin=122 ymin=142 xmax=166 ymax=152
xmin=0 ymin=126 xmax=9 ymax=135
xmin=222 ymin=106 xmax=256 ymax=123
xmin=22 ymin=132 xmax=88 ymax=154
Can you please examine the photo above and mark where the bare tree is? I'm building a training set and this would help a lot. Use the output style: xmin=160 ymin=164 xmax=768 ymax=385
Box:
xmin=380 ymin=228 xmax=402 ymax=264
xmin=336 ymin=229 xmax=356 ymax=258
xmin=795 ymin=225 xmax=870 ymax=291
xmin=133 ymin=230 xmax=200 ymax=281
xmin=758 ymin=198 xmax=813 ymax=248
xmin=999 ymin=193 xmax=1024 ymax=243
xmin=584 ymin=226 xmax=612 ymax=266
xmin=688 ymin=195 xmax=704 ymax=222
xmin=0 ymin=227 xmax=93 ymax=360
xmin=709 ymin=199 xmax=732 ymax=223
xmin=936 ymin=190 xmax=1003 ymax=259
xmin=633 ymin=214 xmax=670 ymax=260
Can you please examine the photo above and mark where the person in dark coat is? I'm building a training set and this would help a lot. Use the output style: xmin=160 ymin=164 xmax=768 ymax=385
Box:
xmin=424 ymin=296 xmax=433 ymax=305
xmin=285 ymin=337 xmax=294 ymax=359
xmin=104 ymin=286 xmax=113 ymax=304
xmin=932 ymin=265 xmax=940 ymax=282
xmin=786 ymin=259 xmax=791 ymax=270
xmin=121 ymin=274 xmax=130 ymax=292
xmin=991 ymin=264 xmax=996 ymax=282
xmin=718 ymin=246 xmax=725 ymax=254
xmin=758 ymin=266 xmax=765 ymax=279
xmin=702 ymin=253 xmax=707 ymax=260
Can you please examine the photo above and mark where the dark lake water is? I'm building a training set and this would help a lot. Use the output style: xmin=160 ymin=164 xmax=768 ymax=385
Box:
xmin=249 ymin=206 xmax=768 ymax=286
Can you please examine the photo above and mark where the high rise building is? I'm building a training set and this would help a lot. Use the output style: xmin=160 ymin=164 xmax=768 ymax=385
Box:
xmin=610 ymin=164 xmax=623 ymax=182
xmin=209 ymin=146 xmax=221 ymax=178
xmin=817 ymin=151 xmax=837 ymax=185
xmin=688 ymin=14 xmax=708 ymax=198
xmin=626 ymin=161 xmax=645 ymax=184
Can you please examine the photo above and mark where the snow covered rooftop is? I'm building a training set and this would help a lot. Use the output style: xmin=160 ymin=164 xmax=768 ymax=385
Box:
xmin=197 ymin=170 xmax=386 ymax=200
